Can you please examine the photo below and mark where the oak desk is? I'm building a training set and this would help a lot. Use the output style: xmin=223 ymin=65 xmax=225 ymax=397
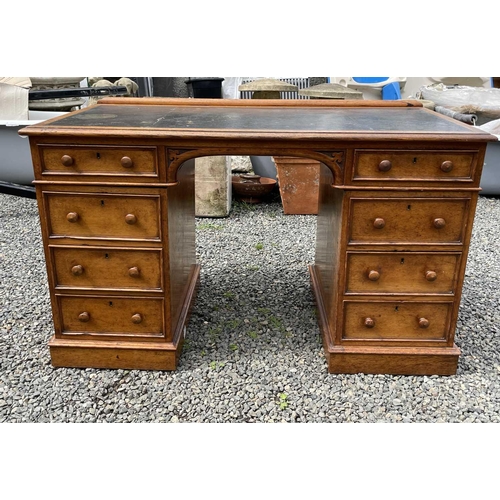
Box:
xmin=20 ymin=98 xmax=496 ymax=375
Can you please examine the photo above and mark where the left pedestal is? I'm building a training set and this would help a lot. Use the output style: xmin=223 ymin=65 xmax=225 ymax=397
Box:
xmin=30 ymin=141 xmax=198 ymax=370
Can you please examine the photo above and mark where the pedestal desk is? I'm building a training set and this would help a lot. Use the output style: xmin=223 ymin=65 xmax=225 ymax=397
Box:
xmin=20 ymin=98 xmax=496 ymax=375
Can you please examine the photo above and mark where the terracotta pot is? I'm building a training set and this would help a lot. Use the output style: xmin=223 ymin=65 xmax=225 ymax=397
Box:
xmin=272 ymin=156 xmax=320 ymax=214
xmin=231 ymin=174 xmax=277 ymax=204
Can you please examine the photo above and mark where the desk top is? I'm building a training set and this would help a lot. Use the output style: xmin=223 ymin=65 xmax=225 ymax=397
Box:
xmin=20 ymin=98 xmax=496 ymax=143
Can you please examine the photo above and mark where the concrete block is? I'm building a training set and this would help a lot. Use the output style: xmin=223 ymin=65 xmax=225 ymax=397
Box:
xmin=195 ymin=156 xmax=231 ymax=217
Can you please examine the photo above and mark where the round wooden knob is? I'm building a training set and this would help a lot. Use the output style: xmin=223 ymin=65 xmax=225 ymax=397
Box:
xmin=440 ymin=160 xmax=453 ymax=173
xmin=125 ymin=214 xmax=137 ymax=225
xmin=131 ymin=313 xmax=143 ymax=324
xmin=66 ymin=212 xmax=79 ymax=223
xmin=368 ymin=270 xmax=380 ymax=281
xmin=433 ymin=218 xmax=446 ymax=229
xmin=378 ymin=160 xmax=392 ymax=172
xmin=373 ymin=218 xmax=386 ymax=229
xmin=121 ymin=156 xmax=134 ymax=168
xmin=364 ymin=317 xmax=375 ymax=328
xmin=71 ymin=265 xmax=84 ymax=276
xmin=418 ymin=317 xmax=430 ymax=328
xmin=128 ymin=267 xmax=140 ymax=277
xmin=61 ymin=154 xmax=74 ymax=167
xmin=425 ymin=270 xmax=437 ymax=281
xmin=78 ymin=312 xmax=90 ymax=322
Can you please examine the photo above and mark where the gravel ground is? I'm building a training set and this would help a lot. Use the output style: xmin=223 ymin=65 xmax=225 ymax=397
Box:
xmin=0 ymin=192 xmax=499 ymax=423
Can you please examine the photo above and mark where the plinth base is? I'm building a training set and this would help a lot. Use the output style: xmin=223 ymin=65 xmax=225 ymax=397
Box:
xmin=324 ymin=345 xmax=460 ymax=375
xmin=49 ymin=338 xmax=181 ymax=370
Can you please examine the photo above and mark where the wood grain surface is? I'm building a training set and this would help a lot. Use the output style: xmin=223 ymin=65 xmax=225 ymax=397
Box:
xmin=22 ymin=98 xmax=494 ymax=374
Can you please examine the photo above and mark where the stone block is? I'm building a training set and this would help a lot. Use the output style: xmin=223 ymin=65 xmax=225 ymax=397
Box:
xmin=195 ymin=156 xmax=231 ymax=217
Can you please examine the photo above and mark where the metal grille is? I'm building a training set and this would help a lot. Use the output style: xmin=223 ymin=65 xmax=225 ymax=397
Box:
xmin=240 ymin=77 xmax=310 ymax=99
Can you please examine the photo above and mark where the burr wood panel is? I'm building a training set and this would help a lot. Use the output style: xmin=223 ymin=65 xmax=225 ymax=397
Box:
xmin=349 ymin=197 xmax=470 ymax=245
xmin=51 ymin=246 xmax=163 ymax=291
xmin=40 ymin=145 xmax=158 ymax=179
xmin=57 ymin=295 xmax=165 ymax=339
xmin=345 ymin=252 xmax=460 ymax=295
xmin=342 ymin=300 xmax=452 ymax=342
xmin=45 ymin=192 xmax=162 ymax=241
xmin=352 ymin=150 xmax=475 ymax=183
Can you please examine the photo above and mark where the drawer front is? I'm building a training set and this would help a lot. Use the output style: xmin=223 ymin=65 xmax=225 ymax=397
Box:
xmin=343 ymin=301 xmax=452 ymax=341
xmin=349 ymin=197 xmax=469 ymax=244
xmin=58 ymin=296 xmax=165 ymax=338
xmin=352 ymin=150 xmax=475 ymax=182
xmin=346 ymin=252 xmax=460 ymax=295
xmin=45 ymin=192 xmax=161 ymax=241
xmin=52 ymin=246 xmax=163 ymax=290
xmin=40 ymin=145 xmax=158 ymax=179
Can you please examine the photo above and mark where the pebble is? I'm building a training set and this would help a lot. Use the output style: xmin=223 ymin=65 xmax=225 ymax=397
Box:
xmin=0 ymin=194 xmax=499 ymax=422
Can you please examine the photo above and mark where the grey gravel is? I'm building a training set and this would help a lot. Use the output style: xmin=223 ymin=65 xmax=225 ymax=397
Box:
xmin=1 ymin=192 xmax=499 ymax=423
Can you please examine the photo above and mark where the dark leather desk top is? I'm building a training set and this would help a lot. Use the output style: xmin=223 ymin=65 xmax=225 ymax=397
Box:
xmin=20 ymin=99 xmax=496 ymax=143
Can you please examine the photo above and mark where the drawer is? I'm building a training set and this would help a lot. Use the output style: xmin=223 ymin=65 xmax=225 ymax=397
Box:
xmin=40 ymin=145 xmax=158 ymax=179
xmin=349 ymin=197 xmax=469 ymax=245
xmin=57 ymin=295 xmax=165 ymax=338
xmin=44 ymin=192 xmax=161 ymax=241
xmin=352 ymin=150 xmax=475 ymax=183
xmin=51 ymin=246 xmax=163 ymax=290
xmin=342 ymin=301 xmax=452 ymax=341
xmin=345 ymin=252 xmax=460 ymax=295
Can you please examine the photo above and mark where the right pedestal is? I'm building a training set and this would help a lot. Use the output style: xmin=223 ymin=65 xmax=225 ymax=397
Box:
xmin=311 ymin=144 xmax=485 ymax=375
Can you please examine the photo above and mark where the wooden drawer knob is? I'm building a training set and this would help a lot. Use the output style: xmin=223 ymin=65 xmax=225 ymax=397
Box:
xmin=364 ymin=317 xmax=375 ymax=328
xmin=121 ymin=156 xmax=134 ymax=168
xmin=373 ymin=218 xmax=386 ymax=229
xmin=131 ymin=313 xmax=143 ymax=324
xmin=78 ymin=312 xmax=90 ymax=322
xmin=418 ymin=317 xmax=430 ymax=328
xmin=425 ymin=270 xmax=437 ymax=281
xmin=125 ymin=213 xmax=137 ymax=225
xmin=433 ymin=218 xmax=446 ymax=229
xmin=368 ymin=270 xmax=380 ymax=281
xmin=440 ymin=160 xmax=454 ymax=173
xmin=66 ymin=212 xmax=79 ymax=223
xmin=378 ymin=160 xmax=392 ymax=172
xmin=61 ymin=154 xmax=74 ymax=167
xmin=128 ymin=266 xmax=140 ymax=277
xmin=71 ymin=265 xmax=84 ymax=276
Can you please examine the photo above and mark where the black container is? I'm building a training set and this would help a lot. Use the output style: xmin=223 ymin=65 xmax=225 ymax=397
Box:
xmin=185 ymin=78 xmax=224 ymax=98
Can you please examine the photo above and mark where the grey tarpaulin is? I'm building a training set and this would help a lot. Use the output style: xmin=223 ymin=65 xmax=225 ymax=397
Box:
xmin=434 ymin=105 xmax=477 ymax=125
